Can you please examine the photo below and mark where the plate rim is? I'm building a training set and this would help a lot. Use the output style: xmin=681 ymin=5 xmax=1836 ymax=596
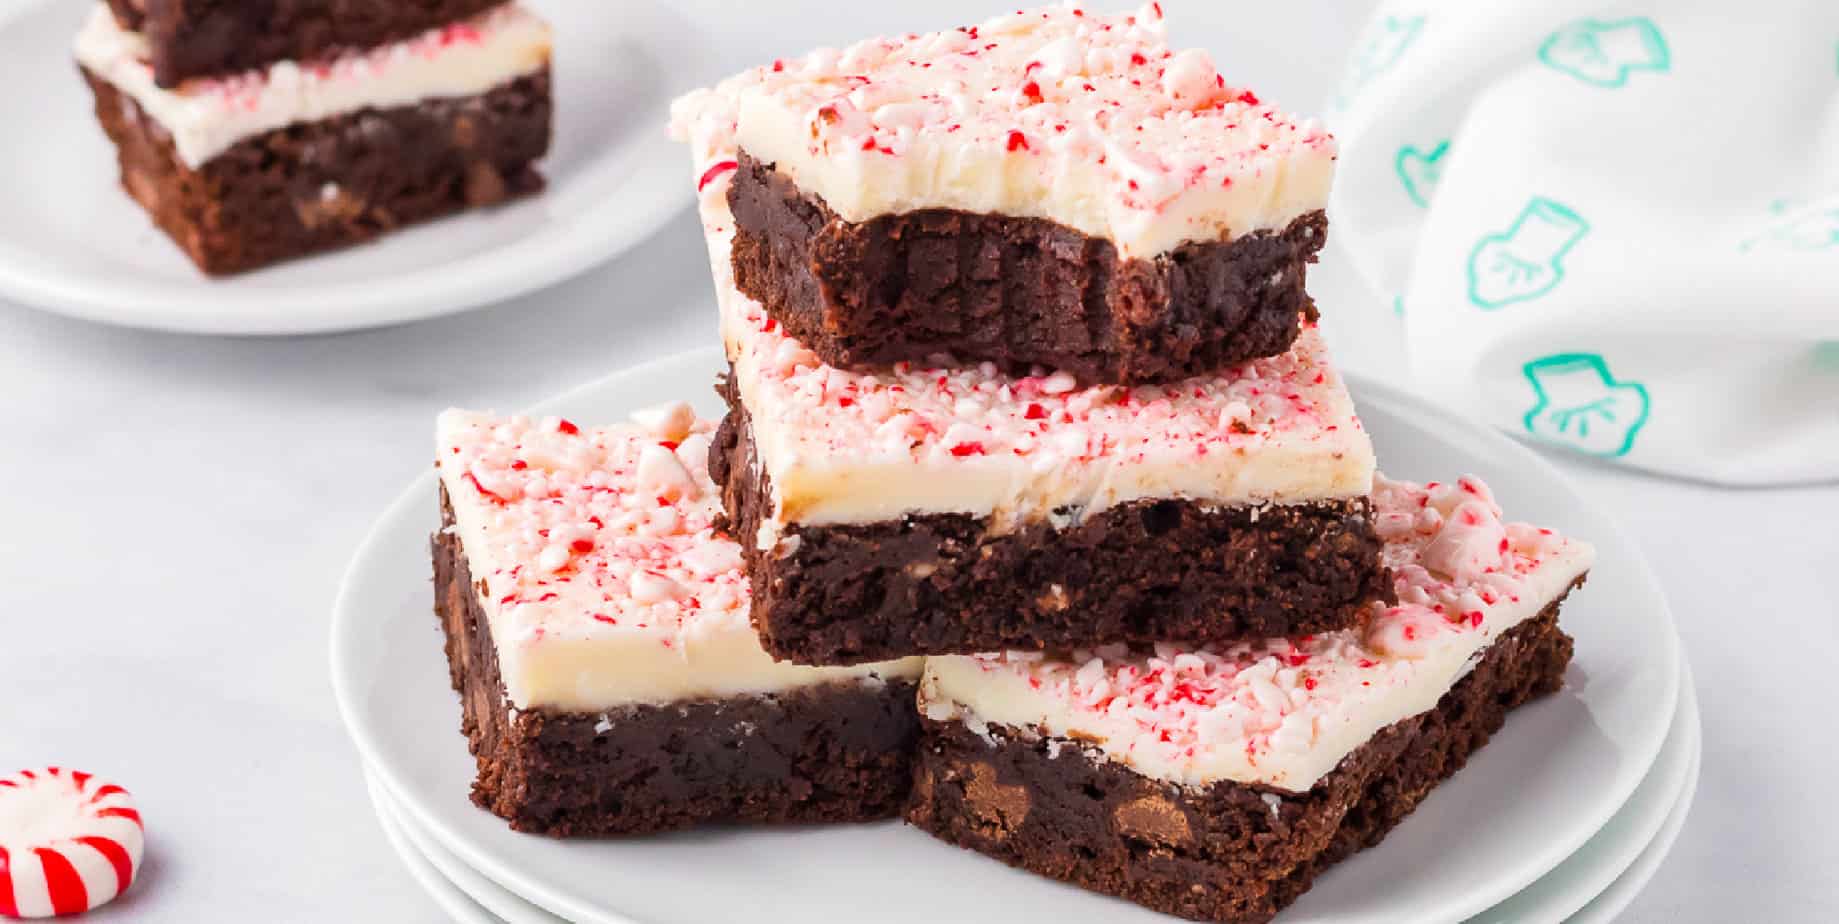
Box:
xmin=331 ymin=346 xmax=1681 ymax=924
xmin=0 ymin=0 xmax=691 ymax=336
xmin=364 ymin=770 xmax=500 ymax=924
xmin=368 ymin=657 xmax=1700 ymax=924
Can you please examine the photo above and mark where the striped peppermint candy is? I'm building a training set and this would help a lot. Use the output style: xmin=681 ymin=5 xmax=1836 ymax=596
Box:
xmin=0 ymin=768 xmax=143 ymax=919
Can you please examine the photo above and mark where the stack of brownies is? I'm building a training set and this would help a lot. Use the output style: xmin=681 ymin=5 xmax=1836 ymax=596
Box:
xmin=432 ymin=5 xmax=1595 ymax=923
xmin=75 ymin=0 xmax=553 ymax=274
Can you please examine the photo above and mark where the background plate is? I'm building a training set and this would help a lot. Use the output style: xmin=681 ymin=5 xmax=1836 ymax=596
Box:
xmin=0 ymin=0 xmax=709 ymax=334
xmin=332 ymin=348 xmax=1680 ymax=924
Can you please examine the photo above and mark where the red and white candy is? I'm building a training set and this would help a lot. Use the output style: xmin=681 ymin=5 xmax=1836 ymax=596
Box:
xmin=0 ymin=768 xmax=143 ymax=919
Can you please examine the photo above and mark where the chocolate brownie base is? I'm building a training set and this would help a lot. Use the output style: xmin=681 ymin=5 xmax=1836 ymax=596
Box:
xmin=433 ymin=487 xmax=921 ymax=836
xmin=728 ymin=152 xmax=1326 ymax=385
xmin=81 ymin=68 xmax=550 ymax=275
xmin=906 ymin=589 xmax=1579 ymax=923
xmin=711 ymin=379 xmax=1388 ymax=665
xmin=103 ymin=0 xmax=510 ymax=88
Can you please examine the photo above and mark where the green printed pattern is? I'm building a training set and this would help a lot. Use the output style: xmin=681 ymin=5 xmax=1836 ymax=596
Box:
xmin=1539 ymin=18 xmax=1670 ymax=88
xmin=1333 ymin=15 xmax=1425 ymax=109
xmin=1395 ymin=141 xmax=1450 ymax=208
xmin=1467 ymin=198 xmax=1590 ymax=310
xmin=1521 ymin=353 xmax=1650 ymax=458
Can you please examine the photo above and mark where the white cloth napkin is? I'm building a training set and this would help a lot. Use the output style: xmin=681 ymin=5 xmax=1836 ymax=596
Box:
xmin=1326 ymin=0 xmax=1839 ymax=485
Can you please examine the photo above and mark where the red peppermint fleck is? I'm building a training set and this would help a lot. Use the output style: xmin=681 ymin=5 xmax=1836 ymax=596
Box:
xmin=1468 ymin=611 xmax=1485 ymax=627
xmin=762 ymin=317 xmax=778 ymax=333
xmin=462 ymin=472 xmax=509 ymax=505
xmin=1303 ymin=677 xmax=1318 ymax=691
xmin=1020 ymin=81 xmax=1043 ymax=104
xmin=1006 ymin=130 xmax=1030 ymax=151
xmin=510 ymin=460 xmax=527 ymax=470
xmin=697 ymin=160 xmax=738 ymax=192
xmin=1358 ymin=658 xmax=1377 ymax=669
xmin=659 ymin=440 xmax=680 ymax=450
xmin=556 ymin=419 xmax=579 ymax=435
xmin=949 ymin=442 xmax=986 ymax=457
xmin=1024 ymin=403 xmax=1047 ymax=420
xmin=571 ymin=539 xmax=594 ymax=554
xmin=771 ymin=59 xmax=785 ymax=72
xmin=1130 ymin=52 xmax=1148 ymax=66
xmin=1238 ymin=90 xmax=1261 ymax=106
xmin=593 ymin=614 xmax=618 ymax=624
xmin=837 ymin=397 xmax=855 ymax=407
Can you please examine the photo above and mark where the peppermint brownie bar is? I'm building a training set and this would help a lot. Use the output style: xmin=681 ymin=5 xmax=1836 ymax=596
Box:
xmin=675 ymin=120 xmax=1382 ymax=664
xmin=433 ymin=408 xmax=923 ymax=836
xmin=675 ymin=4 xmax=1337 ymax=384
xmin=76 ymin=4 xmax=551 ymax=275
xmin=908 ymin=475 xmax=1593 ymax=923
xmin=102 ymin=0 xmax=508 ymax=87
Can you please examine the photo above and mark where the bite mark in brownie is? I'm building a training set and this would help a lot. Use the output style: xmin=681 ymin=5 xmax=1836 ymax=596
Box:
xmin=712 ymin=377 xmax=1389 ymax=665
xmin=730 ymin=152 xmax=1324 ymax=384
xmin=434 ymin=491 xmax=921 ymax=837
xmin=906 ymin=597 xmax=1577 ymax=924
xmin=80 ymin=68 xmax=549 ymax=275
xmin=104 ymin=0 xmax=511 ymax=88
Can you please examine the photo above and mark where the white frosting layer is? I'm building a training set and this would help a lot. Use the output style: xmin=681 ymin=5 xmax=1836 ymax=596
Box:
xmin=674 ymin=3 xmax=1335 ymax=258
xmin=74 ymin=3 xmax=552 ymax=168
xmin=685 ymin=183 xmax=1368 ymax=535
xmin=436 ymin=409 xmax=921 ymax=713
xmin=920 ymin=475 xmax=1595 ymax=792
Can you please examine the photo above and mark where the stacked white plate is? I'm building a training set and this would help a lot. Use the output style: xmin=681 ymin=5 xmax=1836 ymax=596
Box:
xmin=331 ymin=349 xmax=1699 ymax=924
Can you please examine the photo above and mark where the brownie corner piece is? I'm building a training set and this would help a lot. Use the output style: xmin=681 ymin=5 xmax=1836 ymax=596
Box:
xmin=906 ymin=602 xmax=1577 ymax=923
xmin=79 ymin=67 xmax=551 ymax=275
xmin=728 ymin=152 xmax=1325 ymax=385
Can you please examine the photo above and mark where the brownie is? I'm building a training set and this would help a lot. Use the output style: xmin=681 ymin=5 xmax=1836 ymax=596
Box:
xmin=711 ymin=378 xmax=1389 ymax=666
xmin=103 ymin=0 xmax=510 ymax=88
xmin=906 ymin=590 xmax=1578 ymax=924
xmin=80 ymin=68 xmax=550 ymax=275
xmin=728 ymin=152 xmax=1326 ymax=386
xmin=432 ymin=492 xmax=922 ymax=837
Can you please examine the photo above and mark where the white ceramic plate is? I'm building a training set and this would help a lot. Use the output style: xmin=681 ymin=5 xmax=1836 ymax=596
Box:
xmin=1567 ymin=738 xmax=1701 ymax=924
xmin=365 ymin=771 xmax=498 ymax=924
xmin=367 ymin=658 xmax=1698 ymax=924
xmin=1468 ymin=660 xmax=1699 ymax=923
xmin=0 ymin=0 xmax=706 ymax=334
xmin=331 ymin=348 xmax=1680 ymax=924
xmin=368 ymin=770 xmax=565 ymax=924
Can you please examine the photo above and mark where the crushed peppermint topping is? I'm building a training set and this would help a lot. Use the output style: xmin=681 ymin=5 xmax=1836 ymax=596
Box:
xmin=436 ymin=410 xmax=746 ymax=647
xmin=668 ymin=3 xmax=1336 ymax=258
xmin=730 ymin=300 xmax=1350 ymax=469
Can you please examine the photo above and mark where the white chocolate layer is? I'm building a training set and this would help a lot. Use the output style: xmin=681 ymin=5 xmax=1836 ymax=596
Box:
xmin=919 ymin=475 xmax=1593 ymax=792
xmin=682 ymin=3 xmax=1334 ymax=259
xmin=436 ymin=409 xmax=920 ymax=713
xmin=684 ymin=180 xmax=1369 ymax=538
xmin=74 ymin=3 xmax=552 ymax=168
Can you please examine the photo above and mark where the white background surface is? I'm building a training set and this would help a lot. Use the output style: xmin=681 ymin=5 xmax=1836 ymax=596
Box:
xmin=1 ymin=1 xmax=1834 ymax=921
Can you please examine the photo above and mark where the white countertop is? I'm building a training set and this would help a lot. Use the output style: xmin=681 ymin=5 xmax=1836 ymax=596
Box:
xmin=3 ymin=1 xmax=1836 ymax=920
